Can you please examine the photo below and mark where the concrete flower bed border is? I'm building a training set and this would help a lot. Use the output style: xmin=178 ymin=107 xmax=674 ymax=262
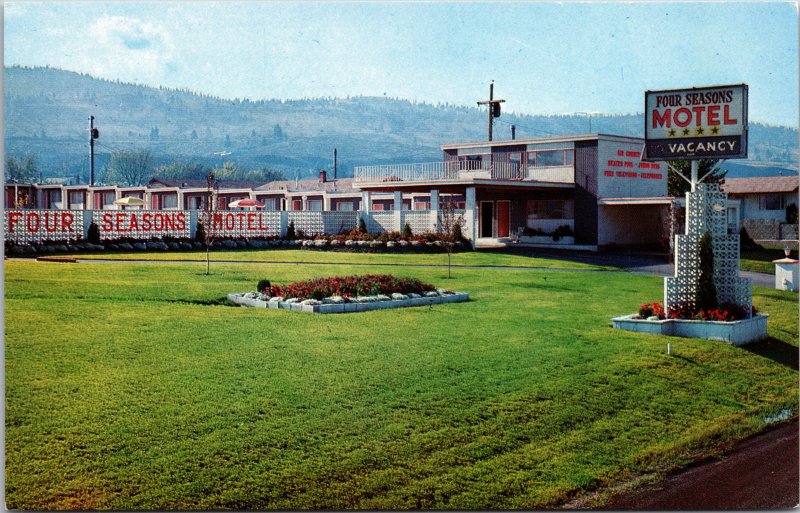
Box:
xmin=228 ymin=290 xmax=469 ymax=314
xmin=611 ymin=313 xmax=769 ymax=346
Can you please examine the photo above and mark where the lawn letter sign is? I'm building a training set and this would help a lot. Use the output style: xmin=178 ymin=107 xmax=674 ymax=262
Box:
xmin=643 ymin=84 xmax=748 ymax=161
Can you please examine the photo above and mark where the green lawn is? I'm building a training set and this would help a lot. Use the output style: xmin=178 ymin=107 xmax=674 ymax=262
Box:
xmin=5 ymin=254 xmax=798 ymax=509
xmin=741 ymin=245 xmax=798 ymax=275
xmin=73 ymin=247 xmax=618 ymax=271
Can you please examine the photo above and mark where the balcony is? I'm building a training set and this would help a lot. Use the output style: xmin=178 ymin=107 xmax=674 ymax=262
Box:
xmin=354 ymin=160 xmax=574 ymax=184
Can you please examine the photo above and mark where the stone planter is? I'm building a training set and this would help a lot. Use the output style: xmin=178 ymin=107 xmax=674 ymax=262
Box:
xmin=228 ymin=292 xmax=469 ymax=314
xmin=611 ymin=313 xmax=768 ymax=346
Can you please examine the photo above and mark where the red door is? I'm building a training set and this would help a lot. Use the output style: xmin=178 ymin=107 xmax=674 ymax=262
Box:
xmin=497 ymin=201 xmax=510 ymax=238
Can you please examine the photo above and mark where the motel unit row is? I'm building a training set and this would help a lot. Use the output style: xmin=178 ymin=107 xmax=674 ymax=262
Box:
xmin=5 ymin=133 xmax=751 ymax=249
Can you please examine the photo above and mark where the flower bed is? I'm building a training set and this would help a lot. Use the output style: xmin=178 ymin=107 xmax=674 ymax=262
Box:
xmin=228 ymin=274 xmax=469 ymax=314
xmin=612 ymin=301 xmax=768 ymax=345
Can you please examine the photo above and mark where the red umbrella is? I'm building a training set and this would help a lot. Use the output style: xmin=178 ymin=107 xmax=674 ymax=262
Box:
xmin=228 ymin=198 xmax=265 ymax=208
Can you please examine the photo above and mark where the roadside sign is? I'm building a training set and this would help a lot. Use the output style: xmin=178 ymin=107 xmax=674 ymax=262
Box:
xmin=643 ymin=84 xmax=748 ymax=161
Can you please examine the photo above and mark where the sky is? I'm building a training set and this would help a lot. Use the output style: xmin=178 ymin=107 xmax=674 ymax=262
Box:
xmin=4 ymin=1 xmax=799 ymax=127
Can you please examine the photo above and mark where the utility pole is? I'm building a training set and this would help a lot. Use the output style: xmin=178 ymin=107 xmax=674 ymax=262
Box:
xmin=89 ymin=116 xmax=99 ymax=185
xmin=477 ymin=81 xmax=505 ymax=141
xmin=511 ymin=125 xmax=516 ymax=140
xmin=333 ymin=148 xmax=338 ymax=180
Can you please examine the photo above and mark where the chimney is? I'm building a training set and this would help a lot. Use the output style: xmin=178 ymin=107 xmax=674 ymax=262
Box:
xmin=319 ymin=169 xmax=327 ymax=183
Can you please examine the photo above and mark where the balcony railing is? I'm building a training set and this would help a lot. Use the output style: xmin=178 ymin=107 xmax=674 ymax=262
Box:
xmin=354 ymin=160 xmax=573 ymax=184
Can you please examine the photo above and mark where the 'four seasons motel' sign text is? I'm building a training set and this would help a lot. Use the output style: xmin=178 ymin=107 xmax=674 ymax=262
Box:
xmin=643 ymin=84 xmax=748 ymax=161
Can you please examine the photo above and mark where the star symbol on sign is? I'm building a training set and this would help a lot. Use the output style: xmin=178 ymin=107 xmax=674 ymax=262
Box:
xmin=710 ymin=126 xmax=720 ymax=135
xmin=668 ymin=128 xmax=676 ymax=137
xmin=682 ymin=128 xmax=691 ymax=136
xmin=695 ymin=127 xmax=705 ymax=136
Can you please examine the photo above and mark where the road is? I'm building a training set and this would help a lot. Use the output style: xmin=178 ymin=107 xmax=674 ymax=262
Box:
xmin=605 ymin=419 xmax=799 ymax=510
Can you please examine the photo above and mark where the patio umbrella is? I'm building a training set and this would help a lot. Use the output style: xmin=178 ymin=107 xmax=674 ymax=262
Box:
xmin=113 ymin=196 xmax=145 ymax=206
xmin=229 ymin=198 xmax=265 ymax=208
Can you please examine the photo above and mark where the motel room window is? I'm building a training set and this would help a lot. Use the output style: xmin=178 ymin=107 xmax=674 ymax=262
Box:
xmin=260 ymin=198 xmax=278 ymax=211
xmin=48 ymin=189 xmax=62 ymax=208
xmin=307 ymin=199 xmax=323 ymax=211
xmin=458 ymin=154 xmax=490 ymax=170
xmin=188 ymin=196 xmax=204 ymax=210
xmin=527 ymin=199 xmax=575 ymax=219
xmin=103 ymin=192 xmax=116 ymax=206
xmin=161 ymin=194 xmax=178 ymax=209
xmin=69 ymin=191 xmax=84 ymax=206
xmin=336 ymin=201 xmax=354 ymax=211
xmin=528 ymin=149 xmax=574 ymax=168
xmin=759 ymin=195 xmax=785 ymax=211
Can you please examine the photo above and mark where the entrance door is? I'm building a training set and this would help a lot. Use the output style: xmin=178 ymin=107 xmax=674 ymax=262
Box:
xmin=480 ymin=201 xmax=494 ymax=237
xmin=497 ymin=200 xmax=510 ymax=238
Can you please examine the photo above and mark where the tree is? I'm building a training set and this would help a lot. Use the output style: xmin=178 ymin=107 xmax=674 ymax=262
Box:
xmin=198 ymin=173 xmax=220 ymax=276
xmin=437 ymin=197 xmax=466 ymax=279
xmin=106 ymin=149 xmax=153 ymax=186
xmin=273 ymin=124 xmax=285 ymax=142
xmin=667 ymin=159 xmax=727 ymax=197
xmin=156 ymin=161 xmax=209 ymax=180
xmin=5 ymin=155 xmax=38 ymax=183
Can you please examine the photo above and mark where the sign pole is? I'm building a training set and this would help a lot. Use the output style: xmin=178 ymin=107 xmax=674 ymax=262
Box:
xmin=690 ymin=160 xmax=698 ymax=192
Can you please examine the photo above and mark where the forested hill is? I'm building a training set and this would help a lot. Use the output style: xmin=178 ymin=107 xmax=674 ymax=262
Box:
xmin=5 ymin=65 xmax=798 ymax=182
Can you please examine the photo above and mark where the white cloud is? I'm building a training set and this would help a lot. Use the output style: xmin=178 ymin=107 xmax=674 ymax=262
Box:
xmin=80 ymin=15 xmax=175 ymax=83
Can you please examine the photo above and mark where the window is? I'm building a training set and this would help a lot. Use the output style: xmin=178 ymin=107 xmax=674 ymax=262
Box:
xmin=161 ymin=194 xmax=178 ymax=209
xmin=104 ymin=192 xmax=116 ymax=206
xmin=760 ymin=195 xmax=784 ymax=211
xmin=307 ymin=199 xmax=323 ymax=211
xmin=527 ymin=199 xmax=575 ymax=219
xmin=336 ymin=201 xmax=354 ymax=211
xmin=48 ymin=189 xmax=62 ymax=208
xmin=69 ymin=190 xmax=84 ymax=206
xmin=457 ymin=154 xmax=490 ymax=170
xmin=527 ymin=149 xmax=574 ymax=168
xmin=414 ymin=201 xmax=431 ymax=210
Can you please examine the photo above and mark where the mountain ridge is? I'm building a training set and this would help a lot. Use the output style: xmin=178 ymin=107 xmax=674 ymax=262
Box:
xmin=4 ymin=65 xmax=797 ymax=182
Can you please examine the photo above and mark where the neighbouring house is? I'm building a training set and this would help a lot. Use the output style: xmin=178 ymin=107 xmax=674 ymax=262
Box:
xmin=722 ymin=176 xmax=799 ymax=241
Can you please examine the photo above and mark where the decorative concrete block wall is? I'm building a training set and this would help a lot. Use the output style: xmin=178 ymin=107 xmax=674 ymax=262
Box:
xmin=665 ymin=183 xmax=752 ymax=316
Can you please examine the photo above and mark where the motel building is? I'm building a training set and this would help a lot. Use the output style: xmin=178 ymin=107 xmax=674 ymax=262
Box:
xmin=4 ymin=133 xmax=714 ymax=251
xmin=354 ymin=133 xmax=674 ymax=250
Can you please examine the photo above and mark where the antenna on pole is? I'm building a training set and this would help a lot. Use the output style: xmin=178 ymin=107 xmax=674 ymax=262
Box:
xmin=477 ymin=81 xmax=505 ymax=141
xmin=333 ymin=148 xmax=338 ymax=180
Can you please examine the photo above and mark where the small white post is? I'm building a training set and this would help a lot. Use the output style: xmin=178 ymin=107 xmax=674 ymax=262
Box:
xmin=667 ymin=342 xmax=672 ymax=355
xmin=690 ymin=160 xmax=699 ymax=192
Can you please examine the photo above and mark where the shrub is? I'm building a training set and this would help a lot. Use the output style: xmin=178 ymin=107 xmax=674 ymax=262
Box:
xmin=638 ymin=302 xmax=665 ymax=319
xmin=358 ymin=217 xmax=367 ymax=234
xmin=697 ymin=231 xmax=717 ymax=311
xmin=739 ymin=226 xmax=760 ymax=250
xmin=87 ymin=222 xmax=101 ymax=244
xmin=269 ymin=274 xmax=436 ymax=301
xmin=787 ymin=203 xmax=798 ymax=224
xmin=402 ymin=222 xmax=412 ymax=238
xmin=195 ymin=221 xmax=206 ymax=243
xmin=257 ymin=279 xmax=272 ymax=295
xmin=451 ymin=222 xmax=464 ymax=242
xmin=286 ymin=221 xmax=296 ymax=240
xmin=552 ymin=224 xmax=573 ymax=242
